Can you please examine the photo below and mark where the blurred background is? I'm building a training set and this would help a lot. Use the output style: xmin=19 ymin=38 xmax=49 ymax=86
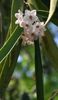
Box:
xmin=0 ymin=0 xmax=58 ymax=100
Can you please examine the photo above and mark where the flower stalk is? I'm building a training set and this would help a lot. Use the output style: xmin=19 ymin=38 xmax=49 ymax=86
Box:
xmin=34 ymin=39 xmax=44 ymax=100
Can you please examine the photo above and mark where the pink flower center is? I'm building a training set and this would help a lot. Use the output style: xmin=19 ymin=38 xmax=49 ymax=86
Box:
xmin=36 ymin=25 xmax=39 ymax=28
xmin=29 ymin=15 xmax=32 ymax=20
xmin=31 ymin=33 xmax=34 ymax=36
xmin=25 ymin=24 xmax=29 ymax=27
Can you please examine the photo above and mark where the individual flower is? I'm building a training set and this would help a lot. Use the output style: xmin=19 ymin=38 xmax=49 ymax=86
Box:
xmin=32 ymin=22 xmax=45 ymax=38
xmin=22 ymin=33 xmax=34 ymax=45
xmin=24 ymin=10 xmax=39 ymax=24
xmin=15 ymin=10 xmax=23 ymax=26
xmin=21 ymin=21 xmax=33 ymax=34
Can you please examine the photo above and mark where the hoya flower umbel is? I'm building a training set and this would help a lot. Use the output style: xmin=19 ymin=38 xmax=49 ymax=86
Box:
xmin=15 ymin=9 xmax=45 ymax=45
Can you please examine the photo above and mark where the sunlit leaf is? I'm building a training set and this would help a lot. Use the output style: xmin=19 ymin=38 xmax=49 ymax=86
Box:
xmin=0 ymin=0 xmax=24 ymax=95
xmin=0 ymin=39 xmax=22 ymax=93
xmin=11 ymin=0 xmax=23 ymax=32
xmin=45 ymin=0 xmax=57 ymax=25
xmin=0 ymin=26 xmax=23 ymax=63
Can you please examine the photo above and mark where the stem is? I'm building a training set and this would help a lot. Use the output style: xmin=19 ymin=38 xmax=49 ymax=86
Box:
xmin=34 ymin=39 xmax=44 ymax=100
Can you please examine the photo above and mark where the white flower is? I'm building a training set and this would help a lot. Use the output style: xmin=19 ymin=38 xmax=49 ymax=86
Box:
xmin=25 ymin=10 xmax=36 ymax=16
xmin=24 ymin=10 xmax=39 ymax=24
xmin=15 ymin=10 xmax=23 ymax=26
xmin=22 ymin=33 xmax=34 ymax=45
xmin=33 ymin=22 xmax=45 ymax=37
xmin=21 ymin=21 xmax=33 ymax=34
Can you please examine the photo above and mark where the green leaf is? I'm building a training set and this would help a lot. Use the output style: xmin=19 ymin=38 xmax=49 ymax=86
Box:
xmin=0 ymin=26 xmax=23 ymax=63
xmin=45 ymin=0 xmax=57 ymax=25
xmin=0 ymin=11 xmax=2 ymax=32
xmin=42 ymin=29 xmax=58 ymax=70
xmin=0 ymin=0 xmax=24 ymax=95
xmin=11 ymin=0 xmax=24 ymax=32
xmin=0 ymin=39 xmax=22 ymax=94
xmin=27 ymin=0 xmax=48 ymax=10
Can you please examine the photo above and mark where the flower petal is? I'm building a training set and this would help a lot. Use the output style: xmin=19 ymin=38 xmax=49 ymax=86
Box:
xmin=25 ymin=10 xmax=30 ymax=16
xmin=31 ymin=10 xmax=36 ymax=16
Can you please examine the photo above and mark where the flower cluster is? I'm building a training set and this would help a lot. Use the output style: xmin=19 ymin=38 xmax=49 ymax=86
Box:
xmin=15 ymin=9 xmax=45 ymax=45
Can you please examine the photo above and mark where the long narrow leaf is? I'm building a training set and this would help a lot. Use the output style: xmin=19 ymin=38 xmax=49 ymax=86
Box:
xmin=0 ymin=0 xmax=24 ymax=95
xmin=42 ymin=29 xmax=58 ymax=70
xmin=0 ymin=26 xmax=23 ymax=63
xmin=0 ymin=39 xmax=22 ymax=94
xmin=11 ymin=0 xmax=24 ymax=32
xmin=45 ymin=0 xmax=57 ymax=25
